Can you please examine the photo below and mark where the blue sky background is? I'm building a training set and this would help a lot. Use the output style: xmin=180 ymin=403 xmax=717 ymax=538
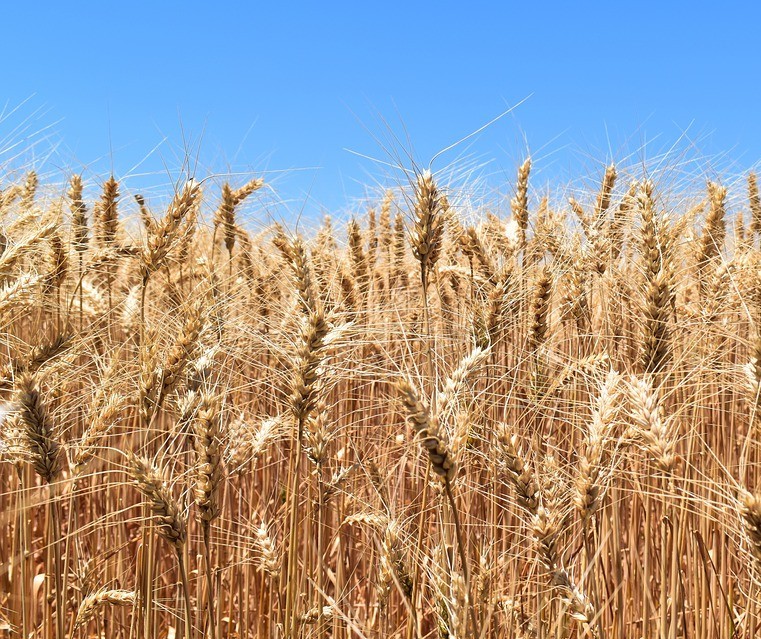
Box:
xmin=1 ymin=1 xmax=759 ymax=222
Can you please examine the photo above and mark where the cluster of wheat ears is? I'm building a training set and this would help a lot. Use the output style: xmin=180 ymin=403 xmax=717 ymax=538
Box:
xmin=2 ymin=157 xmax=761 ymax=639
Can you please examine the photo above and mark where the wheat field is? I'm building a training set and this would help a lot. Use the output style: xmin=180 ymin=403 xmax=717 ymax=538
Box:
xmin=1 ymin=158 xmax=760 ymax=639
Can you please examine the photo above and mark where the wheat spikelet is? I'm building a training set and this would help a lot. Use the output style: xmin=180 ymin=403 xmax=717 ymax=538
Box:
xmin=459 ymin=225 xmax=496 ymax=282
xmin=640 ymin=268 xmax=673 ymax=376
xmin=749 ymin=172 xmax=761 ymax=239
xmin=510 ymin=159 xmax=531 ymax=247
xmin=697 ymin=181 xmax=727 ymax=287
xmin=0 ymin=221 xmax=55 ymax=276
xmin=391 ymin=211 xmax=408 ymax=287
xmin=127 ymin=452 xmax=186 ymax=548
xmin=582 ymin=165 xmax=617 ymax=274
xmin=740 ymin=490 xmax=761 ymax=564
xmin=192 ymin=392 xmax=223 ymax=524
xmin=532 ymin=503 xmax=597 ymax=633
xmin=0 ymin=333 xmax=72 ymax=389
xmin=366 ymin=206 xmax=378 ymax=267
xmin=397 ymin=378 xmax=456 ymax=480
xmin=358 ymin=515 xmax=415 ymax=603
xmin=46 ymin=228 xmax=68 ymax=290
xmin=300 ymin=606 xmax=334 ymax=625
xmin=71 ymin=393 xmax=125 ymax=476
xmin=140 ymin=179 xmax=201 ymax=281
xmin=609 ymin=180 xmax=636 ymax=262
xmin=574 ymin=369 xmax=621 ymax=523
xmin=562 ymin=252 xmax=590 ymax=330
xmin=289 ymin=311 xmax=331 ymax=427
xmin=528 ymin=266 xmax=552 ymax=350
xmin=254 ymin=520 xmax=280 ymax=577
xmin=13 ymin=372 xmax=61 ymax=482
xmin=0 ymin=274 xmax=41 ymax=318
xmin=304 ymin=403 xmax=331 ymax=466
xmin=228 ymin=414 xmax=281 ymax=475
xmin=78 ymin=278 xmax=108 ymax=316
xmin=213 ymin=178 xmax=264 ymax=257
xmin=322 ymin=465 xmax=353 ymax=503
xmin=436 ymin=346 xmax=489 ymax=417
xmin=703 ymin=260 xmax=733 ymax=324
xmin=233 ymin=227 xmax=255 ymax=283
xmin=19 ymin=171 xmax=38 ymax=211
xmin=233 ymin=176 xmax=265 ymax=202
xmin=379 ymin=189 xmax=394 ymax=253
xmin=628 ymin=376 xmax=677 ymax=474
xmin=432 ymin=543 xmax=467 ymax=639
xmin=531 ymin=504 xmax=561 ymax=571
xmin=134 ymin=193 xmax=155 ymax=232
xmin=74 ymin=589 xmax=135 ymax=630
xmin=0 ymin=184 xmax=20 ymax=212
xmin=68 ymin=174 xmax=89 ymax=254
xmin=348 ymin=218 xmax=370 ymax=293
xmin=549 ymin=353 xmax=611 ymax=397
xmin=743 ymin=335 xmax=761 ymax=420
xmin=273 ymin=230 xmax=318 ymax=313
xmin=138 ymin=333 xmax=161 ymax=422
xmin=157 ymin=297 xmax=206 ymax=407
xmin=497 ymin=423 xmax=540 ymax=513
xmin=93 ymin=176 xmax=119 ymax=248
xmin=338 ymin=265 xmax=358 ymax=314
xmin=594 ymin=164 xmax=617 ymax=219
xmin=638 ymin=181 xmax=673 ymax=375
xmin=552 ymin=569 xmax=595 ymax=627
xmin=0 ymin=408 xmax=23 ymax=464
xmin=638 ymin=180 xmax=660 ymax=275
xmin=411 ymin=170 xmax=444 ymax=286
xmin=486 ymin=263 xmax=517 ymax=342
xmin=569 ymin=197 xmax=589 ymax=235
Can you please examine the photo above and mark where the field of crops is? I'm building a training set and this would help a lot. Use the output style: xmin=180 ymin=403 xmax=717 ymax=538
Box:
xmin=1 ymin=160 xmax=761 ymax=638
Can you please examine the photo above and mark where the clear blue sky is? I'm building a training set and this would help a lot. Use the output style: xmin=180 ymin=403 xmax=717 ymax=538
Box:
xmin=1 ymin=1 xmax=759 ymax=219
